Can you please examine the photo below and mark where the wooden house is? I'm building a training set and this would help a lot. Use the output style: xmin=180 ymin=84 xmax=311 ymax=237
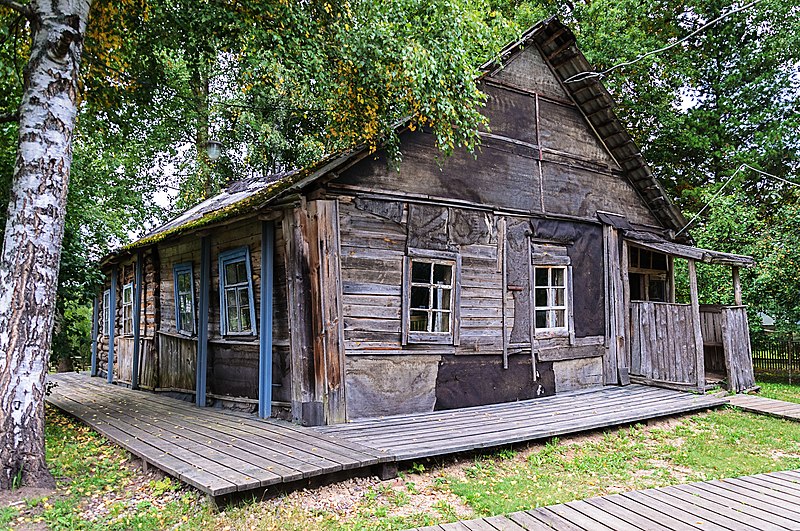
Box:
xmin=90 ymin=17 xmax=756 ymax=427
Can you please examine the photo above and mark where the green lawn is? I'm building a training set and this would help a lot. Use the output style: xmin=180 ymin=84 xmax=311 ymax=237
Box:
xmin=756 ymin=376 xmax=800 ymax=404
xmin=7 ymin=403 xmax=800 ymax=530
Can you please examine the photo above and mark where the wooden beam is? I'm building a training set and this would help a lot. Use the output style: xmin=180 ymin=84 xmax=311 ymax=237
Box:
xmin=258 ymin=221 xmax=274 ymax=419
xmin=196 ymin=236 xmax=211 ymax=407
xmin=108 ymin=267 xmax=117 ymax=384
xmin=131 ymin=250 xmax=143 ymax=390
xmin=688 ymin=259 xmax=705 ymax=392
xmin=733 ymin=267 xmax=742 ymax=306
xmin=90 ymin=294 xmax=99 ymax=377
xmin=315 ymin=200 xmax=347 ymax=424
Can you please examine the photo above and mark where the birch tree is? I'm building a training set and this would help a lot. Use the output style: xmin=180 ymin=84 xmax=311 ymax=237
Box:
xmin=0 ymin=0 xmax=91 ymax=489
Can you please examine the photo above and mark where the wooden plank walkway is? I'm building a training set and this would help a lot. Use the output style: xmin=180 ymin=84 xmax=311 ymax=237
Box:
xmin=315 ymin=385 xmax=728 ymax=461
xmin=728 ymin=393 xmax=800 ymax=421
xmin=46 ymin=372 xmax=390 ymax=498
xmin=46 ymin=374 xmax=727 ymax=503
xmin=411 ymin=469 xmax=800 ymax=531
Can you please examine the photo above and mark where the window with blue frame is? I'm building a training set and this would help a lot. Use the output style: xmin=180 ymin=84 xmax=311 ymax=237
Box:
xmin=219 ymin=247 xmax=256 ymax=335
xmin=102 ymin=289 xmax=110 ymax=336
xmin=173 ymin=262 xmax=195 ymax=335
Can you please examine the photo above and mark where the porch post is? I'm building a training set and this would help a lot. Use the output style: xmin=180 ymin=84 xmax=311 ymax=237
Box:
xmin=90 ymin=294 xmax=99 ymax=376
xmin=108 ymin=267 xmax=117 ymax=384
xmin=196 ymin=236 xmax=210 ymax=407
xmin=732 ymin=266 xmax=742 ymax=305
xmin=259 ymin=221 xmax=274 ymax=419
xmin=131 ymin=250 xmax=143 ymax=389
xmin=688 ymin=259 xmax=705 ymax=392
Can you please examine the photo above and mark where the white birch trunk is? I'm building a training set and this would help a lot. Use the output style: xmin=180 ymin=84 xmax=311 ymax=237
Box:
xmin=0 ymin=0 xmax=91 ymax=489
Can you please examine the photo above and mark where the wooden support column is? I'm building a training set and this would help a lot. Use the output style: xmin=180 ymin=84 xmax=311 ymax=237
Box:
xmin=90 ymin=294 xmax=99 ymax=377
xmin=602 ymin=225 xmax=620 ymax=384
xmin=131 ymin=250 xmax=143 ymax=390
xmin=108 ymin=267 xmax=118 ymax=384
xmin=732 ymin=266 xmax=742 ymax=305
xmin=619 ymin=240 xmax=630 ymax=384
xmin=688 ymin=259 xmax=706 ymax=392
xmin=196 ymin=236 xmax=210 ymax=407
xmin=314 ymin=200 xmax=347 ymax=424
xmin=284 ymin=207 xmax=320 ymax=425
xmin=259 ymin=221 xmax=274 ymax=419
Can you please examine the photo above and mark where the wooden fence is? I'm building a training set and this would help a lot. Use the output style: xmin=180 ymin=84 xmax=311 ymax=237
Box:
xmin=751 ymin=333 xmax=800 ymax=377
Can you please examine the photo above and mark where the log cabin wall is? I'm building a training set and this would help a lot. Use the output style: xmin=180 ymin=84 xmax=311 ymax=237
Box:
xmin=154 ymin=217 xmax=291 ymax=412
xmin=330 ymin=194 xmax=609 ymax=418
xmin=323 ymin=42 xmax=662 ymax=419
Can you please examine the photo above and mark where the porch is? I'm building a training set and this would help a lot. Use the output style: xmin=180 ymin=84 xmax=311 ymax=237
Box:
xmin=619 ymin=234 xmax=756 ymax=393
xmin=46 ymin=372 xmax=727 ymax=504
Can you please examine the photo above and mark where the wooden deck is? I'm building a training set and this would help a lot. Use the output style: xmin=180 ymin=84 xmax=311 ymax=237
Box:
xmin=729 ymin=393 xmax=800 ymax=421
xmin=46 ymin=373 xmax=727 ymax=503
xmin=314 ymin=385 xmax=727 ymax=460
xmin=412 ymin=469 xmax=800 ymax=530
xmin=46 ymin=372 xmax=390 ymax=498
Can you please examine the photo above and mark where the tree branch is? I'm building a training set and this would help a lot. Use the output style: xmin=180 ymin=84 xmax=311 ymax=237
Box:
xmin=0 ymin=0 xmax=32 ymax=20
xmin=0 ymin=111 xmax=19 ymax=124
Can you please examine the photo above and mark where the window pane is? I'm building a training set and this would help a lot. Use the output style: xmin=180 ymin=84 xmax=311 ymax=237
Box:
xmin=237 ymin=261 xmax=248 ymax=284
xmin=534 ymin=268 xmax=548 ymax=286
xmin=552 ymin=268 xmax=565 ymax=287
xmin=123 ymin=286 xmax=132 ymax=304
xmin=180 ymin=310 xmax=193 ymax=332
xmin=553 ymin=310 xmax=565 ymax=327
xmin=554 ymin=288 xmax=565 ymax=306
xmin=649 ymin=279 xmax=666 ymax=302
xmin=433 ymin=264 xmax=452 ymax=285
xmin=225 ymin=262 xmax=238 ymax=284
xmin=653 ymin=252 xmax=667 ymax=270
xmin=433 ymin=311 xmax=450 ymax=333
xmin=535 ymin=310 xmax=547 ymax=329
xmin=534 ymin=288 xmax=548 ymax=307
xmin=226 ymin=289 xmax=239 ymax=332
xmin=432 ymin=288 xmax=451 ymax=310
xmin=411 ymin=286 xmax=430 ymax=309
xmin=411 ymin=261 xmax=431 ymax=283
xmin=238 ymin=287 xmax=251 ymax=330
xmin=410 ymin=311 xmax=428 ymax=332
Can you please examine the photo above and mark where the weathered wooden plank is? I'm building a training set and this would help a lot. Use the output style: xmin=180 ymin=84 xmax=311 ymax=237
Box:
xmin=676 ymin=482 xmax=800 ymax=527
xmin=583 ymin=496 xmax=674 ymax=531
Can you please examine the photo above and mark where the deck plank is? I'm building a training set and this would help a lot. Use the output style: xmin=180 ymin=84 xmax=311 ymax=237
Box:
xmin=46 ymin=372 xmax=727 ymax=502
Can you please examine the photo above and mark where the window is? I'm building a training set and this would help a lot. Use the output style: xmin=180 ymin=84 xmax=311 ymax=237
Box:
xmin=628 ymin=246 xmax=669 ymax=302
xmin=173 ymin=263 xmax=195 ymax=335
xmin=102 ymin=289 xmax=110 ymax=336
xmin=533 ymin=266 xmax=568 ymax=331
xmin=403 ymin=249 xmax=460 ymax=345
xmin=122 ymin=283 xmax=134 ymax=336
xmin=219 ymin=247 xmax=256 ymax=335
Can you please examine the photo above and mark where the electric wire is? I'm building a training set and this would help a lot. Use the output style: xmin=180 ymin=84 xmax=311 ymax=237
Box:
xmin=563 ymin=0 xmax=764 ymax=84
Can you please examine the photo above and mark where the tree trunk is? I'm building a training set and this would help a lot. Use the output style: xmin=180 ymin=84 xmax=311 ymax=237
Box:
xmin=0 ymin=0 xmax=92 ymax=490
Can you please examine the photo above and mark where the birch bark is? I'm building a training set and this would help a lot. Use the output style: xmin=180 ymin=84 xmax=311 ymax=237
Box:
xmin=0 ymin=0 xmax=92 ymax=489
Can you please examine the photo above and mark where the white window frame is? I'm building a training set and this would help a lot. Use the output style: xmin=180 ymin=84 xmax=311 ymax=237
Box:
xmin=402 ymin=248 xmax=461 ymax=345
xmin=218 ymin=247 xmax=257 ymax=336
xmin=121 ymin=283 xmax=134 ymax=336
xmin=173 ymin=262 xmax=196 ymax=335
xmin=533 ymin=266 xmax=569 ymax=334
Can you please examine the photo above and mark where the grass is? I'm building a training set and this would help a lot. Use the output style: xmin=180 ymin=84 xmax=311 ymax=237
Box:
xmin=756 ymin=375 xmax=800 ymax=404
xmin=9 ymin=402 xmax=800 ymax=530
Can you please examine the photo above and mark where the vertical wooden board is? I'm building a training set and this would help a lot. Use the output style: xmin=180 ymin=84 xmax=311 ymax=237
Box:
xmin=688 ymin=260 xmax=705 ymax=391
xmin=315 ymin=200 xmax=347 ymax=424
xmin=507 ymin=217 xmax=532 ymax=345
xmin=283 ymin=210 xmax=317 ymax=422
xmin=629 ymin=304 xmax=641 ymax=375
xmin=602 ymin=225 xmax=618 ymax=384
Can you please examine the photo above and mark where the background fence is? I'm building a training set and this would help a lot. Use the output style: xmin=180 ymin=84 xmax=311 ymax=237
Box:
xmin=751 ymin=333 xmax=800 ymax=378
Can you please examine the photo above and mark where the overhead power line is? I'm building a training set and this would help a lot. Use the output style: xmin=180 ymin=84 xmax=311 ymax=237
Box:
xmin=676 ymin=163 xmax=800 ymax=236
xmin=564 ymin=0 xmax=764 ymax=84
